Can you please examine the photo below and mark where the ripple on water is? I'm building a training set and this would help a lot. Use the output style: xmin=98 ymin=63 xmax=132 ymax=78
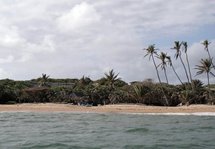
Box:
xmin=125 ymin=128 xmax=149 ymax=133
xmin=123 ymin=145 xmax=146 ymax=149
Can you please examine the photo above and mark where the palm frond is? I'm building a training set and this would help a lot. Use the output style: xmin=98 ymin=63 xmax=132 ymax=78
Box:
xmin=195 ymin=58 xmax=213 ymax=75
xmin=182 ymin=41 xmax=188 ymax=53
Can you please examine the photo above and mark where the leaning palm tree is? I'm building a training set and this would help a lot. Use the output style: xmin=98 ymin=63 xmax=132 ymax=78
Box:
xmin=202 ymin=40 xmax=214 ymax=69
xmin=157 ymin=52 xmax=169 ymax=84
xmin=182 ymin=41 xmax=193 ymax=83
xmin=202 ymin=40 xmax=212 ymax=60
xmin=105 ymin=69 xmax=120 ymax=90
xmin=144 ymin=45 xmax=169 ymax=106
xmin=172 ymin=41 xmax=190 ymax=83
xmin=166 ymin=56 xmax=183 ymax=85
xmin=144 ymin=45 xmax=162 ymax=83
xmin=195 ymin=58 xmax=215 ymax=104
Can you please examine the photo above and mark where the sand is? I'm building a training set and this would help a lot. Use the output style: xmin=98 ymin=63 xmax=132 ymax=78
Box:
xmin=0 ymin=103 xmax=214 ymax=114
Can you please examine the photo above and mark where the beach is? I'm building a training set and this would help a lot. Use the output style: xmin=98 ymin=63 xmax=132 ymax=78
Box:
xmin=0 ymin=103 xmax=214 ymax=114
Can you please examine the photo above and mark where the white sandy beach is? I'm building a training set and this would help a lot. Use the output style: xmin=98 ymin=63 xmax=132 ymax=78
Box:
xmin=0 ymin=103 xmax=214 ymax=114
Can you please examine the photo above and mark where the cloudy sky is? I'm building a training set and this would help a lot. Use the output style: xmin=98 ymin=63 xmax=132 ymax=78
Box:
xmin=0 ymin=0 xmax=215 ymax=84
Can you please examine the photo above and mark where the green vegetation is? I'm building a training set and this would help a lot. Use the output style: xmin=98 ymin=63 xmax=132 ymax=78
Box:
xmin=0 ymin=40 xmax=214 ymax=106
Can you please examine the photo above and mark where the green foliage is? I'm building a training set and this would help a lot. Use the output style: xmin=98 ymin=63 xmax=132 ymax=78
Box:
xmin=0 ymin=79 xmax=19 ymax=104
xmin=105 ymin=69 xmax=121 ymax=90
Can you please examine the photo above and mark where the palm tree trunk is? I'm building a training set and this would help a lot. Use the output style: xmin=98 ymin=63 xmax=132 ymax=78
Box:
xmin=185 ymin=53 xmax=192 ymax=82
xmin=185 ymin=53 xmax=194 ymax=90
xmin=171 ymin=65 xmax=183 ymax=85
xmin=163 ymin=67 xmax=169 ymax=84
xmin=207 ymin=49 xmax=212 ymax=60
xmin=152 ymin=56 xmax=169 ymax=106
xmin=152 ymin=55 xmax=162 ymax=83
xmin=179 ymin=55 xmax=190 ymax=83
xmin=207 ymin=72 xmax=211 ymax=104
xmin=207 ymin=72 xmax=210 ymax=88
xmin=207 ymin=50 xmax=215 ymax=69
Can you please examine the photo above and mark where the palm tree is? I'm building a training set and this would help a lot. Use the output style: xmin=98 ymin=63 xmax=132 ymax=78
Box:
xmin=182 ymin=41 xmax=193 ymax=83
xmin=144 ymin=45 xmax=162 ymax=83
xmin=195 ymin=58 xmax=215 ymax=104
xmin=39 ymin=73 xmax=50 ymax=87
xmin=202 ymin=40 xmax=214 ymax=69
xmin=79 ymin=76 xmax=92 ymax=85
xmin=105 ymin=69 xmax=120 ymax=90
xmin=144 ymin=45 xmax=169 ymax=106
xmin=157 ymin=52 xmax=169 ymax=84
xmin=166 ymin=56 xmax=183 ymax=85
xmin=172 ymin=41 xmax=190 ymax=83
xmin=202 ymin=40 xmax=212 ymax=59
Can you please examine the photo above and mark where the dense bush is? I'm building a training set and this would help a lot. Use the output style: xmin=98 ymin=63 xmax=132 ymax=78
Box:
xmin=0 ymin=77 xmax=214 ymax=106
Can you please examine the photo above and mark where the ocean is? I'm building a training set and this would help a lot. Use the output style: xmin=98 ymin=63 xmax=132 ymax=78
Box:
xmin=0 ymin=112 xmax=214 ymax=149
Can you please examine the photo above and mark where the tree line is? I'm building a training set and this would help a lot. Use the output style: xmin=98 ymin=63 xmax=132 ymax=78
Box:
xmin=0 ymin=40 xmax=214 ymax=106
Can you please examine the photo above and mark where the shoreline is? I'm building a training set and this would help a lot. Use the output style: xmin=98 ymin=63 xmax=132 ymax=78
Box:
xmin=0 ymin=103 xmax=215 ymax=114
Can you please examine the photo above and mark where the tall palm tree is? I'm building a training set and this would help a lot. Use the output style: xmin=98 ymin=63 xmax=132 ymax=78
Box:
xmin=202 ymin=40 xmax=214 ymax=69
xmin=166 ymin=56 xmax=183 ymax=85
xmin=182 ymin=41 xmax=193 ymax=83
xmin=157 ymin=52 xmax=169 ymax=84
xmin=195 ymin=58 xmax=215 ymax=103
xmin=105 ymin=69 xmax=120 ymax=90
xmin=144 ymin=45 xmax=169 ymax=105
xmin=144 ymin=45 xmax=162 ymax=83
xmin=202 ymin=40 xmax=212 ymax=59
xmin=172 ymin=41 xmax=190 ymax=83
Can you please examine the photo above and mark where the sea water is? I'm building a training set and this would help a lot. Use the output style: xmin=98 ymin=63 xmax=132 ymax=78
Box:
xmin=0 ymin=112 xmax=215 ymax=149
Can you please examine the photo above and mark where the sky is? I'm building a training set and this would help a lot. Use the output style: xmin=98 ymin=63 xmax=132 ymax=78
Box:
xmin=0 ymin=0 xmax=215 ymax=84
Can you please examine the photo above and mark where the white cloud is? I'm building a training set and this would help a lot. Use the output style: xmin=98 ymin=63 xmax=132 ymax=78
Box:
xmin=57 ymin=2 xmax=101 ymax=32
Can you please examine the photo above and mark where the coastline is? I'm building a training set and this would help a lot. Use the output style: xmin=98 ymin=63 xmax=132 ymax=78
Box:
xmin=0 ymin=103 xmax=215 ymax=114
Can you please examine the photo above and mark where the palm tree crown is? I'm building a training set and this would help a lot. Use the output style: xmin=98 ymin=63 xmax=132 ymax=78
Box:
xmin=202 ymin=40 xmax=211 ymax=51
xmin=172 ymin=41 xmax=181 ymax=59
xmin=39 ymin=73 xmax=50 ymax=87
xmin=157 ymin=52 xmax=168 ymax=70
xmin=195 ymin=59 xmax=214 ymax=76
xmin=105 ymin=69 xmax=120 ymax=90
xmin=144 ymin=44 xmax=158 ymax=59
xmin=182 ymin=41 xmax=188 ymax=53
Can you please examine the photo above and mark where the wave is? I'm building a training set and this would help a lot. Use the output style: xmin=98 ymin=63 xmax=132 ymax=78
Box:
xmin=121 ymin=112 xmax=215 ymax=116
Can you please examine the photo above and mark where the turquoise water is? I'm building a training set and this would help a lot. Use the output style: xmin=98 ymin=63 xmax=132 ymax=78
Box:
xmin=0 ymin=112 xmax=215 ymax=149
